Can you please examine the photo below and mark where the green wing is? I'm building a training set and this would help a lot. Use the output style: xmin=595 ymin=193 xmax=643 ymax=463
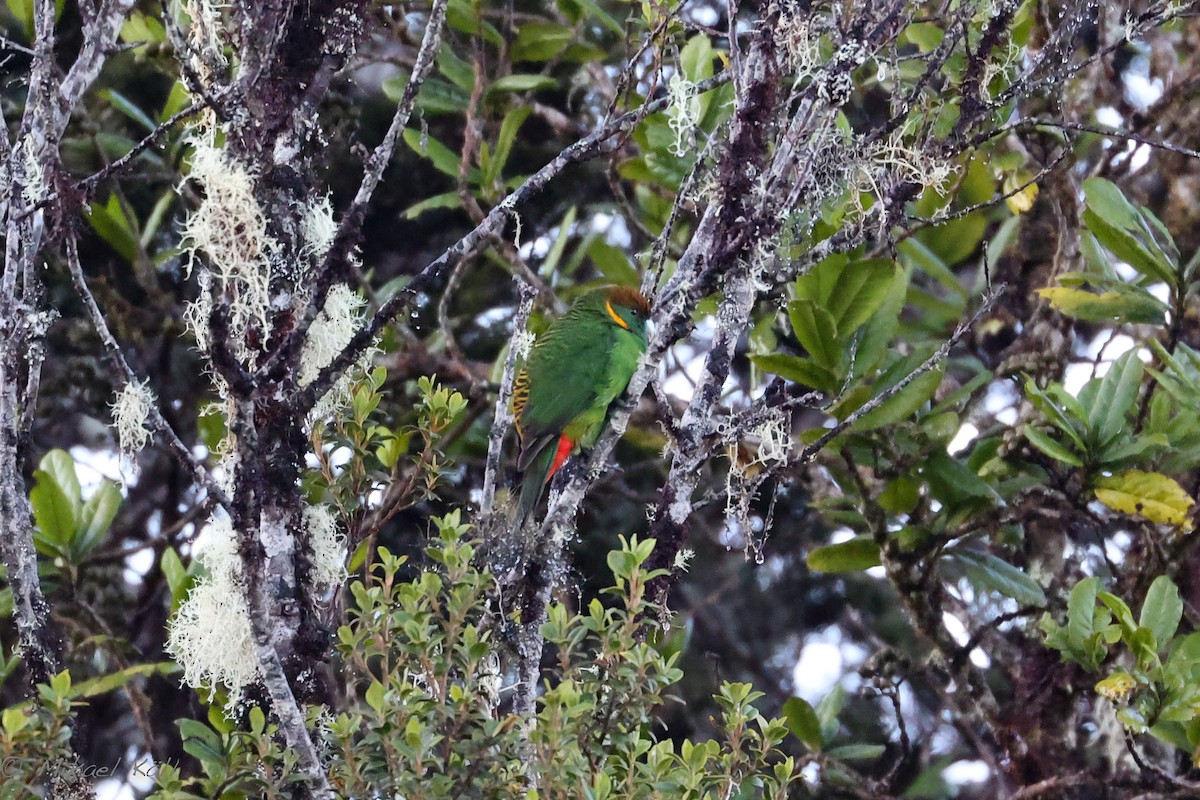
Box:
xmin=515 ymin=312 xmax=615 ymax=468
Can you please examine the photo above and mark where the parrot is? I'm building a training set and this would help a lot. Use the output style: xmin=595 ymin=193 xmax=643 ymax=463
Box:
xmin=511 ymin=284 xmax=652 ymax=524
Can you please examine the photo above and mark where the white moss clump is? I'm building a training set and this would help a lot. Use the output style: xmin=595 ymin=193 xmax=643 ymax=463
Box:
xmin=512 ymin=329 xmax=536 ymax=361
xmin=166 ymin=516 xmax=258 ymax=703
xmin=180 ymin=137 xmax=277 ymax=366
xmin=752 ymin=412 xmax=792 ymax=464
xmin=111 ymin=380 xmax=154 ymax=467
xmin=20 ymin=137 xmax=46 ymax=207
xmin=300 ymin=193 xmax=337 ymax=260
xmin=303 ymin=504 xmax=347 ymax=589
xmin=300 ymin=284 xmax=377 ymax=418
xmin=666 ymin=71 xmax=701 ymax=157
xmin=185 ymin=0 xmax=228 ymax=73
xmin=777 ymin=13 xmax=822 ymax=81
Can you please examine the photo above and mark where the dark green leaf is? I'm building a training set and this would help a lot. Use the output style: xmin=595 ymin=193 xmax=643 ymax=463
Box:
xmin=827 ymin=744 xmax=887 ymax=761
xmin=1086 ymin=351 xmax=1143 ymax=450
xmin=782 ymin=697 xmax=823 ymax=750
xmin=489 ymin=74 xmax=557 ymax=94
xmin=749 ymin=354 xmax=839 ymax=393
xmin=402 ymin=192 xmax=462 ymax=220
xmin=1067 ymin=577 xmax=1101 ymax=653
xmin=806 ymin=537 xmax=880 ymax=572
xmin=1140 ymin=576 xmax=1183 ymax=654
xmin=511 ymin=23 xmax=574 ymax=62
xmin=76 ymin=480 xmax=121 ymax=561
xmin=1023 ymin=377 xmax=1086 ymax=451
xmin=787 ymin=299 xmax=841 ymax=372
xmin=948 ymin=549 xmax=1046 ymax=607
xmin=826 ymin=259 xmax=898 ymax=339
xmin=1023 ymin=426 xmax=1083 ymax=466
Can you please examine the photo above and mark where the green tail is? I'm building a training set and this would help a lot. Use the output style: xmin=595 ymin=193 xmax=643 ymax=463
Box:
xmin=516 ymin=444 xmax=555 ymax=526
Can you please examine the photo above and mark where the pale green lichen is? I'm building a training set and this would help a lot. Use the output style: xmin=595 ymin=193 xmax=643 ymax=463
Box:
xmin=165 ymin=516 xmax=257 ymax=703
xmin=112 ymin=380 xmax=154 ymax=470
xmin=180 ymin=136 xmax=277 ymax=367
xmin=303 ymin=504 xmax=347 ymax=589
xmin=300 ymin=284 xmax=378 ymax=418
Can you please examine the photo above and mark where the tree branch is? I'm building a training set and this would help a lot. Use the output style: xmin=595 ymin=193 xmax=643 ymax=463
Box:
xmin=63 ymin=235 xmax=231 ymax=509
xmin=480 ymin=278 xmax=536 ymax=521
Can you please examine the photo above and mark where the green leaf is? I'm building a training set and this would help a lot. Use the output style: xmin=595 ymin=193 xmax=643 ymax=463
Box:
xmin=1036 ymin=286 xmax=1168 ymax=325
xmin=847 ymin=364 xmax=944 ymax=433
xmin=1082 ymin=177 xmax=1142 ymax=230
xmin=160 ymin=548 xmax=188 ymax=600
xmin=101 ymin=89 xmax=157 ymax=133
xmin=793 ymin=254 xmax=846 ymax=308
xmin=511 ymin=22 xmax=574 ymax=62
xmin=827 ymin=744 xmax=887 ymax=761
xmin=749 ymin=354 xmax=839 ymax=394
xmin=852 ymin=264 xmax=910 ymax=379
xmin=489 ymin=74 xmax=557 ymax=94
xmin=679 ymin=34 xmax=715 ymax=83
xmin=905 ymin=21 xmax=944 ymax=51
xmin=178 ymin=720 xmax=224 ymax=771
xmin=1097 ymin=591 xmax=1137 ymax=640
xmin=947 ymin=549 xmax=1046 ymax=607
xmin=1086 ymin=351 xmax=1143 ymax=449
xmin=87 ymin=195 xmax=140 ymax=264
xmin=806 ymin=536 xmax=880 ymax=572
xmin=1082 ymin=177 xmax=1178 ymax=287
xmin=562 ymin=0 xmax=624 ymax=35
xmin=589 ymin=240 xmax=638 ymax=285
xmin=1140 ymin=576 xmax=1183 ymax=653
xmin=486 ymin=106 xmax=531 ymax=187
xmin=899 ymin=237 xmax=967 ymax=299
xmin=826 ymin=260 xmax=898 ymax=339
xmin=1023 ymin=377 xmax=1086 ymax=451
xmin=68 ymin=662 xmax=177 ymax=698
xmin=436 ymin=42 xmax=474 ymax=91
xmin=1095 ymin=432 xmax=1168 ymax=467
xmin=787 ymin=299 xmax=841 ymax=372
xmin=1094 ymin=470 xmax=1195 ymax=530
xmin=1023 ymin=425 xmax=1083 ymax=466
xmin=815 ymin=684 xmax=846 ymax=743
xmin=402 ymin=128 xmax=473 ymax=179
xmin=401 ymin=192 xmax=462 ymax=220
xmin=1067 ymin=577 xmax=1101 ymax=654
xmin=924 ymin=450 xmax=999 ymax=505
xmin=76 ymin=480 xmax=121 ymax=561
xmin=30 ymin=451 xmax=82 ymax=556
xmin=782 ymin=697 xmax=823 ymax=750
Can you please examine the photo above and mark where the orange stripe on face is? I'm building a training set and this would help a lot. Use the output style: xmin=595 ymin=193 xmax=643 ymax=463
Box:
xmin=605 ymin=300 xmax=630 ymax=329
xmin=546 ymin=434 xmax=574 ymax=481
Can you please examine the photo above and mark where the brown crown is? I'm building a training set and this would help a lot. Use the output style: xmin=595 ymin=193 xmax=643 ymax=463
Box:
xmin=607 ymin=285 xmax=652 ymax=316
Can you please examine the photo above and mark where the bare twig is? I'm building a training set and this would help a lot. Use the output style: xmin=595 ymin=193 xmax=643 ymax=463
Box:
xmin=63 ymin=235 xmax=231 ymax=509
xmin=310 ymin=0 xmax=452 ymax=294
xmin=480 ymin=279 xmax=537 ymax=520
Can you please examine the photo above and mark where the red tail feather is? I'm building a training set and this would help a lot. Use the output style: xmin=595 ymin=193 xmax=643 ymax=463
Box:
xmin=547 ymin=434 xmax=574 ymax=481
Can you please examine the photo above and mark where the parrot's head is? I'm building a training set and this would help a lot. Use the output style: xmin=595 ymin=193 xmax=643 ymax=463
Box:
xmin=597 ymin=285 xmax=652 ymax=343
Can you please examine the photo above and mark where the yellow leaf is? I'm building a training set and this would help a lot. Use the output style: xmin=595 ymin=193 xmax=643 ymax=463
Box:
xmin=1094 ymin=470 xmax=1195 ymax=531
xmin=1095 ymin=671 xmax=1136 ymax=701
xmin=1004 ymin=173 xmax=1039 ymax=214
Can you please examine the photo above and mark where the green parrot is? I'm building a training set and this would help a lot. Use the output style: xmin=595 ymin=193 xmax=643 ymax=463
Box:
xmin=512 ymin=284 xmax=652 ymax=524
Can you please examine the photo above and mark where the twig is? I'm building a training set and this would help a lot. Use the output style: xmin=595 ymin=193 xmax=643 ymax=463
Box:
xmin=308 ymin=0 xmax=452 ymax=298
xmin=64 ymin=235 xmax=231 ymax=509
xmin=480 ymin=279 xmax=536 ymax=520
